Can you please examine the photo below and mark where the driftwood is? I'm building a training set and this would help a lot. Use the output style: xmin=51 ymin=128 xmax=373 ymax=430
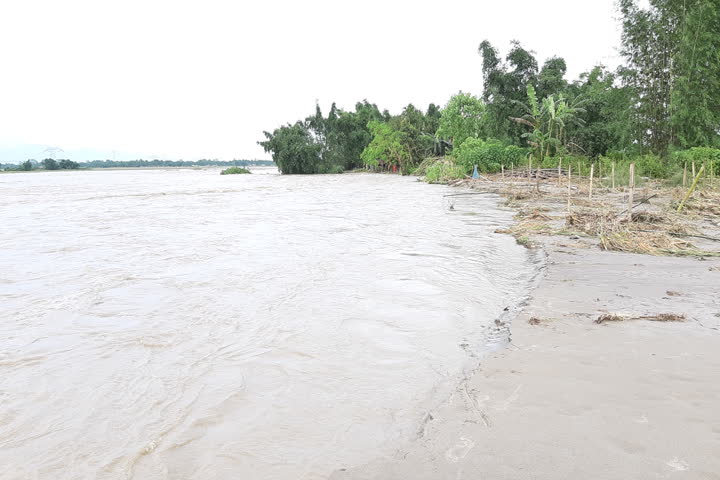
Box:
xmin=443 ymin=192 xmax=495 ymax=197
xmin=617 ymin=193 xmax=658 ymax=217
xmin=506 ymin=168 xmax=568 ymax=179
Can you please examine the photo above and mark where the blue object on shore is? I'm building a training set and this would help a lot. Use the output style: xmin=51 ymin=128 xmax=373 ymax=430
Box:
xmin=472 ymin=165 xmax=479 ymax=179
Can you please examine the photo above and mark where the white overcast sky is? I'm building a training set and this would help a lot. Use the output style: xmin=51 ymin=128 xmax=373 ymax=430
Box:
xmin=0 ymin=0 xmax=622 ymax=161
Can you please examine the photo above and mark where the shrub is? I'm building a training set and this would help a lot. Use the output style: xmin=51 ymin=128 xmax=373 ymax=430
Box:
xmin=453 ymin=138 xmax=528 ymax=174
xmin=220 ymin=167 xmax=251 ymax=175
xmin=634 ymin=154 xmax=668 ymax=178
xmin=424 ymin=160 xmax=465 ymax=183
xmin=672 ymin=147 xmax=720 ymax=176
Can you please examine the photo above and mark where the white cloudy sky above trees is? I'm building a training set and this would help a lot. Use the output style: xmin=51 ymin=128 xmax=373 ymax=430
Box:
xmin=0 ymin=0 xmax=621 ymax=160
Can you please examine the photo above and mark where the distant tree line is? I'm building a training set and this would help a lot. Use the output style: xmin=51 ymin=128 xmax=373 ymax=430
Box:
xmin=0 ymin=159 xmax=81 ymax=171
xmin=260 ymin=0 xmax=720 ymax=176
xmin=80 ymin=159 xmax=274 ymax=168
xmin=41 ymin=159 xmax=80 ymax=170
xmin=0 ymin=158 xmax=275 ymax=171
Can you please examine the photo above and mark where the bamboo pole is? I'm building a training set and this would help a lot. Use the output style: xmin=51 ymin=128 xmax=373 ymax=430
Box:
xmin=558 ymin=158 xmax=562 ymax=186
xmin=589 ymin=163 xmax=594 ymax=200
xmin=677 ymin=164 xmax=705 ymax=213
xmin=628 ymin=163 xmax=635 ymax=223
xmin=578 ymin=160 xmax=581 ymax=178
xmin=511 ymin=162 xmax=514 ymax=177
xmin=711 ymin=159 xmax=714 ymax=182
xmin=683 ymin=162 xmax=688 ymax=188
xmin=501 ymin=164 xmax=505 ymax=181
xmin=567 ymin=165 xmax=572 ymax=214
xmin=528 ymin=155 xmax=532 ymax=184
xmin=611 ymin=161 xmax=615 ymax=189
xmin=692 ymin=161 xmax=696 ymax=179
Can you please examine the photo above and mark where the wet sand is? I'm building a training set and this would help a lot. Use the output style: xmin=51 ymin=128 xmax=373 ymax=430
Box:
xmin=334 ymin=181 xmax=720 ymax=480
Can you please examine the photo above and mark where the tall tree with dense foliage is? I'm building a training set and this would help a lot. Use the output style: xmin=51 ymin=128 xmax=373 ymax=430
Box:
xmin=670 ymin=0 xmax=720 ymax=148
xmin=259 ymin=123 xmax=322 ymax=174
xmin=260 ymin=101 xmax=387 ymax=174
xmin=317 ymin=101 xmax=385 ymax=171
xmin=42 ymin=158 xmax=59 ymax=170
xmin=565 ymin=66 xmax=634 ymax=156
xmin=391 ymin=104 xmax=436 ymax=168
xmin=436 ymin=92 xmax=487 ymax=148
xmin=537 ymin=57 xmax=568 ymax=99
xmin=360 ymin=121 xmax=409 ymax=171
xmin=478 ymin=40 xmax=543 ymax=144
xmin=619 ymin=0 xmax=720 ymax=154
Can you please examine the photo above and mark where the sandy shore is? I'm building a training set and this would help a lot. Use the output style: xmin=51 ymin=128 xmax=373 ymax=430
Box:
xmin=333 ymin=179 xmax=720 ymax=480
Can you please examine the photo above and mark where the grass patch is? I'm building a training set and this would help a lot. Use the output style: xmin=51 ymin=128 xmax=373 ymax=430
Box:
xmin=515 ymin=235 xmax=533 ymax=248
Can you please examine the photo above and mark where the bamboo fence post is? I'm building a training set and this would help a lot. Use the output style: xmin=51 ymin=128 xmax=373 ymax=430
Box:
xmin=578 ymin=160 xmax=581 ymax=178
xmin=628 ymin=163 xmax=635 ymax=222
xmin=558 ymin=158 xmax=562 ymax=186
xmin=511 ymin=162 xmax=514 ymax=177
xmin=692 ymin=161 xmax=696 ymax=179
xmin=677 ymin=164 xmax=705 ymax=213
xmin=711 ymin=159 xmax=714 ymax=182
xmin=501 ymin=164 xmax=505 ymax=181
xmin=528 ymin=155 xmax=532 ymax=184
xmin=683 ymin=162 xmax=688 ymax=187
xmin=611 ymin=161 xmax=616 ymax=189
xmin=567 ymin=165 xmax=572 ymax=214
xmin=589 ymin=163 xmax=594 ymax=200
xmin=598 ymin=161 xmax=602 ymax=186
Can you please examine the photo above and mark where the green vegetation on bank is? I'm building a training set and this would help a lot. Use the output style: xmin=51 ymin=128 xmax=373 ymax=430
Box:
xmin=260 ymin=0 xmax=720 ymax=181
xmin=220 ymin=167 xmax=251 ymax=175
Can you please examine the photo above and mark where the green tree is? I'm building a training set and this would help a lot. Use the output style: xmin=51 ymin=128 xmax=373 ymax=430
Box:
xmin=565 ymin=66 xmax=634 ymax=156
xmin=425 ymin=103 xmax=442 ymax=136
xmin=42 ymin=158 xmax=59 ymax=170
xmin=259 ymin=123 xmax=322 ymax=174
xmin=537 ymin=57 xmax=568 ymax=99
xmin=20 ymin=160 xmax=33 ymax=171
xmin=361 ymin=121 xmax=410 ymax=172
xmin=512 ymin=85 xmax=584 ymax=163
xmin=478 ymin=40 xmax=540 ymax=144
xmin=58 ymin=159 xmax=79 ymax=169
xmin=321 ymin=101 xmax=385 ymax=171
xmin=392 ymin=104 xmax=435 ymax=169
xmin=436 ymin=92 xmax=487 ymax=148
xmin=619 ymin=0 xmax=720 ymax=154
xmin=670 ymin=0 xmax=720 ymax=148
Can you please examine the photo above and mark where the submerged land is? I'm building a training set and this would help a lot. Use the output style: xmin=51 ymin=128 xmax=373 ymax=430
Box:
xmin=334 ymin=173 xmax=720 ymax=479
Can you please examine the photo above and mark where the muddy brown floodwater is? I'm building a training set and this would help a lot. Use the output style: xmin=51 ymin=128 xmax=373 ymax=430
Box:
xmin=0 ymin=168 xmax=537 ymax=480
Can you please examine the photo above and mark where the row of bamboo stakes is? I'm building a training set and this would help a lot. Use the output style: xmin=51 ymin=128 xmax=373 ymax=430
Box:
xmin=496 ymin=157 xmax=713 ymax=219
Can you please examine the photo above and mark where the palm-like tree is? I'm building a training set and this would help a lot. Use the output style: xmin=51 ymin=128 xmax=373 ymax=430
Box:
xmin=512 ymin=86 xmax=586 ymax=162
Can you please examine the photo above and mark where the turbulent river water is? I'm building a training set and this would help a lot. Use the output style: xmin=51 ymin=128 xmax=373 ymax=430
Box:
xmin=0 ymin=168 xmax=537 ymax=480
